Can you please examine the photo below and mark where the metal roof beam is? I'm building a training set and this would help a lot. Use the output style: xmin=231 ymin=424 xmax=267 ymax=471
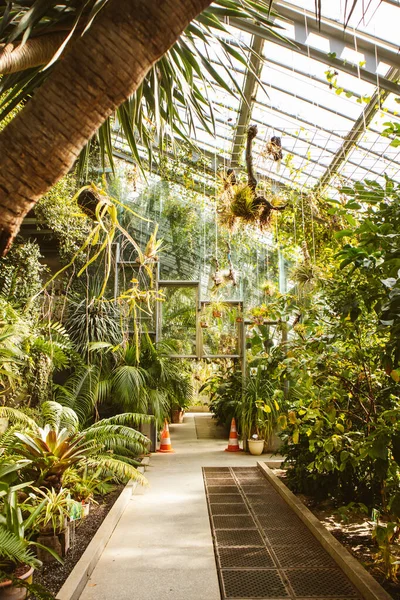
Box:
xmin=318 ymin=67 xmax=400 ymax=189
xmin=253 ymin=99 xmax=397 ymax=165
xmin=273 ymin=0 xmax=400 ymax=70
xmin=230 ymin=18 xmax=400 ymax=96
xmin=204 ymin=50 xmax=400 ymax=122
xmin=231 ymin=34 xmax=264 ymax=168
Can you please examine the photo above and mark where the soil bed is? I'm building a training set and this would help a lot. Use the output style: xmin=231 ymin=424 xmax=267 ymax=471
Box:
xmin=276 ymin=470 xmax=400 ymax=600
xmin=33 ymin=485 xmax=124 ymax=598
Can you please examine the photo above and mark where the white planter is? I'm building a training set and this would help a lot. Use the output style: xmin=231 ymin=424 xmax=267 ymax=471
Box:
xmin=247 ymin=439 xmax=265 ymax=455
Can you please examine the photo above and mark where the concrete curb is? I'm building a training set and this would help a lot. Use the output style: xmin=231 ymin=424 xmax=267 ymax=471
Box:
xmin=56 ymin=457 xmax=150 ymax=600
xmin=257 ymin=462 xmax=392 ymax=600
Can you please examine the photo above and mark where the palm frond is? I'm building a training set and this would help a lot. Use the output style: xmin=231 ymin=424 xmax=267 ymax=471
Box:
xmin=112 ymin=365 xmax=148 ymax=412
xmin=85 ymin=457 xmax=147 ymax=484
xmin=84 ymin=423 xmax=150 ymax=452
xmin=0 ymin=0 xmax=287 ymax=172
xmin=55 ymin=364 xmax=101 ymax=424
xmin=0 ymin=527 xmax=41 ymax=569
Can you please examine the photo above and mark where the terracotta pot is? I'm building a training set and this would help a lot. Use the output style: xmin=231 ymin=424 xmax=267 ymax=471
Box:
xmin=0 ymin=566 xmax=34 ymax=600
xmin=236 ymin=317 xmax=243 ymax=323
xmin=212 ymin=310 xmax=222 ymax=318
xmin=247 ymin=439 xmax=265 ymax=456
xmin=200 ymin=322 xmax=208 ymax=328
xmin=171 ymin=409 xmax=185 ymax=424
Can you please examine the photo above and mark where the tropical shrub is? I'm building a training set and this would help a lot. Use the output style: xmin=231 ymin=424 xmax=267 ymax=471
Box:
xmin=0 ymin=401 xmax=151 ymax=486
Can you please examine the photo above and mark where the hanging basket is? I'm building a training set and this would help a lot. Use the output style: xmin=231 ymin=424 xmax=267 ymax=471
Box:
xmin=212 ymin=310 xmax=222 ymax=318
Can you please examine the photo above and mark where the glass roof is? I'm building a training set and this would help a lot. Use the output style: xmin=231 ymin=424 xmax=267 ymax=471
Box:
xmin=114 ymin=0 xmax=400 ymax=194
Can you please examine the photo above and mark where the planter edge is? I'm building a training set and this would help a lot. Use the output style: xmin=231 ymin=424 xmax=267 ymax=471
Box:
xmin=56 ymin=457 xmax=150 ymax=600
xmin=257 ymin=462 xmax=392 ymax=600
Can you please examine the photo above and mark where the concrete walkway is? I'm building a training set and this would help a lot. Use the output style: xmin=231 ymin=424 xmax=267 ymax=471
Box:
xmin=79 ymin=413 xmax=282 ymax=600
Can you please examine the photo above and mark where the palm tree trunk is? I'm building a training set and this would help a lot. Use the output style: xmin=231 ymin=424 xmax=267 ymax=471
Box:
xmin=0 ymin=33 xmax=68 ymax=74
xmin=0 ymin=0 xmax=212 ymax=256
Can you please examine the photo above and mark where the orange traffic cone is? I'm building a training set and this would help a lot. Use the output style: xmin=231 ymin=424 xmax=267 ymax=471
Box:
xmin=225 ymin=418 xmax=241 ymax=452
xmin=157 ymin=420 xmax=174 ymax=453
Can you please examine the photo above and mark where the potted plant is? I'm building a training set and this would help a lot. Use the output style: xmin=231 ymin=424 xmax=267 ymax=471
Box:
xmin=238 ymin=367 xmax=281 ymax=456
xmin=62 ymin=467 xmax=107 ymax=518
xmin=247 ymin=433 xmax=265 ymax=456
xmin=30 ymin=488 xmax=74 ymax=562
xmin=208 ymin=300 xmax=229 ymax=319
xmin=236 ymin=309 xmax=244 ymax=323
xmin=0 ymin=489 xmax=61 ymax=600
xmin=171 ymin=406 xmax=185 ymax=424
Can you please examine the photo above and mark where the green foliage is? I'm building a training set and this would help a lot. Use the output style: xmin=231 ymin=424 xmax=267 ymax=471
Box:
xmin=0 ymin=401 xmax=150 ymax=488
xmin=336 ymin=177 xmax=400 ymax=369
xmin=230 ymin=185 xmax=258 ymax=221
xmin=0 ymin=298 xmax=71 ymax=405
xmin=35 ymin=175 xmax=89 ymax=262
xmin=238 ymin=367 xmax=282 ymax=442
xmin=202 ymin=364 xmax=242 ymax=430
xmin=0 ymin=240 xmax=45 ymax=305
xmin=0 ymin=488 xmax=51 ymax=571
xmin=66 ymin=291 xmax=122 ymax=355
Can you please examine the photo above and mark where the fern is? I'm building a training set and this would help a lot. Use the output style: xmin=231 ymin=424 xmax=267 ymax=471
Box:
xmin=0 ymin=407 xmax=37 ymax=430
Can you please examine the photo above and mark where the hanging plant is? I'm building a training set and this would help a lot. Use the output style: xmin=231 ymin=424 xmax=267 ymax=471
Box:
xmin=217 ymin=125 xmax=287 ymax=231
xmin=261 ymin=280 xmax=277 ymax=297
xmin=207 ymin=300 xmax=230 ymax=320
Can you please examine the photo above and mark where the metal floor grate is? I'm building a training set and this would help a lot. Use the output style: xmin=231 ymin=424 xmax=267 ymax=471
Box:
xmin=203 ymin=467 xmax=362 ymax=600
xmin=222 ymin=569 xmax=289 ymax=598
xmin=213 ymin=515 xmax=256 ymax=529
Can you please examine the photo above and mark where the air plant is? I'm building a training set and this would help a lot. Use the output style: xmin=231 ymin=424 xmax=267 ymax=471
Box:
xmin=291 ymin=262 xmax=321 ymax=289
xmin=217 ymin=126 xmax=287 ymax=231
xmin=35 ymin=181 xmax=161 ymax=299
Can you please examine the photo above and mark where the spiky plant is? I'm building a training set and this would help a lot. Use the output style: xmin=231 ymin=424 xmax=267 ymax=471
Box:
xmin=291 ymin=262 xmax=321 ymax=289
xmin=66 ymin=289 xmax=122 ymax=354
xmin=230 ymin=185 xmax=258 ymax=222
xmin=0 ymin=401 xmax=151 ymax=486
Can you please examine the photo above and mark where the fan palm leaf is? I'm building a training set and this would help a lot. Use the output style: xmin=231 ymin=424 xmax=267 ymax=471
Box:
xmin=111 ymin=365 xmax=148 ymax=412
